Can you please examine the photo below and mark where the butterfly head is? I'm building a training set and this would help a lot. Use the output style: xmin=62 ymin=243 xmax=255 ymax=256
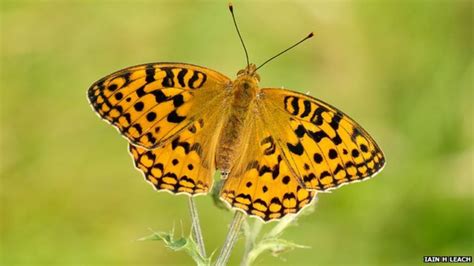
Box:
xmin=236 ymin=63 xmax=261 ymax=82
xmin=233 ymin=64 xmax=260 ymax=101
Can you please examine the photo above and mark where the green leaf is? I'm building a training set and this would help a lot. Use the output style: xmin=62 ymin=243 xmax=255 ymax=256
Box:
xmin=245 ymin=238 xmax=309 ymax=265
xmin=138 ymin=229 xmax=211 ymax=266
xmin=241 ymin=197 xmax=318 ymax=265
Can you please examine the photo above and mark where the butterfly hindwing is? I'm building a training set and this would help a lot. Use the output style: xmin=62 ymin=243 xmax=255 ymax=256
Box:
xmin=259 ymin=88 xmax=386 ymax=191
xmin=130 ymin=112 xmax=225 ymax=195
xmin=88 ymin=63 xmax=231 ymax=149
xmin=220 ymin=113 xmax=315 ymax=221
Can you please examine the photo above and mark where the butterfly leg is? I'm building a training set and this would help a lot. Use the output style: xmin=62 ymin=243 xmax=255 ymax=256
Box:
xmin=210 ymin=170 xmax=230 ymax=210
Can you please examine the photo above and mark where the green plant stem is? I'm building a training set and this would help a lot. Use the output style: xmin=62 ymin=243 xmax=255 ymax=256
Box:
xmin=241 ymin=219 xmax=263 ymax=266
xmin=215 ymin=211 xmax=246 ymax=266
xmin=188 ymin=197 xmax=206 ymax=258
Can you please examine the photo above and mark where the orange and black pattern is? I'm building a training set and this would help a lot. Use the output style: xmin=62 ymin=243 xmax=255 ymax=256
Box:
xmin=260 ymin=89 xmax=385 ymax=191
xmin=129 ymin=119 xmax=214 ymax=195
xmin=88 ymin=63 xmax=385 ymax=222
xmin=88 ymin=63 xmax=230 ymax=149
xmin=220 ymin=117 xmax=316 ymax=221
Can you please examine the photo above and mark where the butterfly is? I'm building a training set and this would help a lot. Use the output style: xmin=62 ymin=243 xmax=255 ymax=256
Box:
xmin=87 ymin=7 xmax=385 ymax=222
xmin=88 ymin=60 xmax=385 ymax=221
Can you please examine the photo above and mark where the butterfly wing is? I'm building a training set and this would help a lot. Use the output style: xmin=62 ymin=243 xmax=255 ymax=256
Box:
xmin=220 ymin=87 xmax=385 ymax=221
xmin=129 ymin=114 xmax=225 ymax=195
xmin=258 ymin=88 xmax=386 ymax=191
xmin=88 ymin=63 xmax=231 ymax=149
xmin=89 ymin=63 xmax=232 ymax=195
xmin=220 ymin=110 xmax=315 ymax=221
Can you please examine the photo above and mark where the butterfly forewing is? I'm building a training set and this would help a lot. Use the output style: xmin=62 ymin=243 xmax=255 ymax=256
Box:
xmin=88 ymin=63 xmax=231 ymax=149
xmin=259 ymin=88 xmax=386 ymax=191
xmin=89 ymin=63 xmax=232 ymax=195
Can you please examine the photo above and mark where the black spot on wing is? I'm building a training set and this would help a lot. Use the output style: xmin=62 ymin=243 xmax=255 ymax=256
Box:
xmin=177 ymin=68 xmax=188 ymax=87
xmin=351 ymin=127 xmax=363 ymax=142
xmin=114 ymin=92 xmax=123 ymax=100
xmin=290 ymin=97 xmax=299 ymax=115
xmin=311 ymin=106 xmax=327 ymax=126
xmin=178 ymin=175 xmax=196 ymax=187
xmin=122 ymin=113 xmax=131 ymax=124
xmin=146 ymin=112 xmax=157 ymax=122
xmin=287 ymin=141 xmax=304 ymax=155
xmin=134 ymin=101 xmax=144 ymax=111
xmin=334 ymin=164 xmax=345 ymax=176
xmin=144 ymin=132 xmax=156 ymax=144
xmin=108 ymin=84 xmax=118 ymax=92
xmin=130 ymin=124 xmax=143 ymax=135
xmin=282 ymin=192 xmax=296 ymax=201
xmin=360 ymin=144 xmax=368 ymax=152
xmin=145 ymin=65 xmax=155 ymax=83
xmin=308 ymin=130 xmax=329 ymax=143
xmin=313 ymin=153 xmax=323 ymax=163
xmin=332 ymin=135 xmax=342 ymax=145
xmin=261 ymin=136 xmax=276 ymax=155
xmin=151 ymin=90 xmax=168 ymax=103
xmin=271 ymin=163 xmax=280 ymax=179
xmin=300 ymin=100 xmax=312 ymax=118
xmin=320 ymin=171 xmax=331 ymax=179
xmin=294 ymin=124 xmax=306 ymax=138
xmin=171 ymin=137 xmax=191 ymax=154
xmin=328 ymin=149 xmax=338 ymax=159
xmin=284 ymin=96 xmax=300 ymax=115
xmin=352 ymin=149 xmax=360 ymax=158
xmin=258 ymin=165 xmax=272 ymax=177
xmin=329 ymin=114 xmax=341 ymax=130
xmin=188 ymin=70 xmax=207 ymax=89
xmin=136 ymin=86 xmax=146 ymax=97
xmin=167 ymin=110 xmax=186 ymax=123
xmin=172 ymin=94 xmax=185 ymax=108
xmin=161 ymin=67 xmax=175 ymax=88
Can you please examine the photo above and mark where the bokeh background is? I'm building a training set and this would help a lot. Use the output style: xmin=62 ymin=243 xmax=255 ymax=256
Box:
xmin=1 ymin=1 xmax=472 ymax=265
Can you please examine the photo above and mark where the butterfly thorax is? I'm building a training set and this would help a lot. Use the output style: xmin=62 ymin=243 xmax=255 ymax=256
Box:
xmin=215 ymin=65 xmax=260 ymax=171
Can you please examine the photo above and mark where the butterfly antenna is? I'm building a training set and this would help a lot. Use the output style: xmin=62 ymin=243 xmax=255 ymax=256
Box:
xmin=256 ymin=32 xmax=314 ymax=71
xmin=228 ymin=3 xmax=250 ymax=67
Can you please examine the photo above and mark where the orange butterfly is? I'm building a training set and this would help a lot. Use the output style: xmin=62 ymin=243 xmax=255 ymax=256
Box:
xmin=88 ymin=7 xmax=385 ymax=222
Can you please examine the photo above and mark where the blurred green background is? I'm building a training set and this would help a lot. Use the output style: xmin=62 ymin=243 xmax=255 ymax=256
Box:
xmin=1 ymin=0 xmax=472 ymax=265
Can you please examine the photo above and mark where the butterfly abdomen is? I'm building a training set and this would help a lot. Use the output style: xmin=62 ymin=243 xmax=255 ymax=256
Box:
xmin=215 ymin=75 xmax=259 ymax=171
